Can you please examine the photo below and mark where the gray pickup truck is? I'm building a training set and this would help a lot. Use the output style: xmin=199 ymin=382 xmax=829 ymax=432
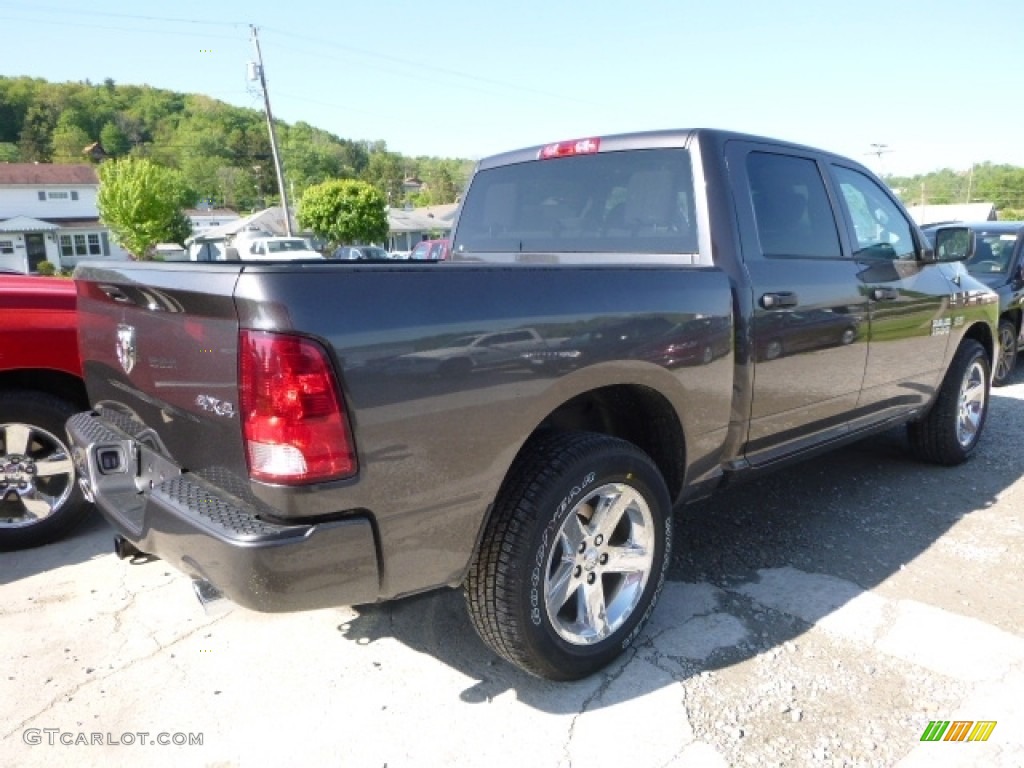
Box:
xmin=68 ymin=129 xmax=998 ymax=680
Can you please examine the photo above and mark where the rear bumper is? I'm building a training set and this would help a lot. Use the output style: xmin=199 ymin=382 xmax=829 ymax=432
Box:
xmin=66 ymin=411 xmax=380 ymax=612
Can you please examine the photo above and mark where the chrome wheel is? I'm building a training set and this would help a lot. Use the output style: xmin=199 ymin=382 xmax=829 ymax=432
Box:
xmin=956 ymin=360 xmax=987 ymax=449
xmin=0 ymin=421 xmax=75 ymax=529
xmin=543 ymin=482 xmax=655 ymax=645
xmin=995 ymin=322 xmax=1017 ymax=384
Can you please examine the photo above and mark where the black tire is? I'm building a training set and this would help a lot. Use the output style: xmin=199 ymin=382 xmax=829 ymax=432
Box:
xmin=464 ymin=431 xmax=672 ymax=680
xmin=0 ymin=390 xmax=91 ymax=550
xmin=908 ymin=339 xmax=990 ymax=466
xmin=993 ymin=319 xmax=1018 ymax=387
xmin=763 ymin=339 xmax=783 ymax=361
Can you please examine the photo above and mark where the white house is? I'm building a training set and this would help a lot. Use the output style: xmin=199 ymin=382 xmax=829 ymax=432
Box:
xmin=0 ymin=163 xmax=131 ymax=273
xmin=185 ymin=205 xmax=241 ymax=235
xmin=387 ymin=203 xmax=457 ymax=252
xmin=905 ymin=202 xmax=998 ymax=226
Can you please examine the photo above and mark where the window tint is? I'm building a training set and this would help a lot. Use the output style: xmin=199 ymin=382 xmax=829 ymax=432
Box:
xmin=965 ymin=231 xmax=1020 ymax=275
xmin=747 ymin=152 xmax=841 ymax=258
xmin=832 ymin=166 xmax=915 ymax=260
xmin=455 ymin=149 xmax=697 ymax=254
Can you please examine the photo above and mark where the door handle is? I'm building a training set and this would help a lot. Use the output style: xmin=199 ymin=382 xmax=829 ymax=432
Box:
xmin=872 ymin=287 xmax=900 ymax=301
xmin=760 ymin=292 xmax=798 ymax=309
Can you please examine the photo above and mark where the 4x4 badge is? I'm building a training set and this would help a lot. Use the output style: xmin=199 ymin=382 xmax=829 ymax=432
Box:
xmin=116 ymin=323 xmax=136 ymax=374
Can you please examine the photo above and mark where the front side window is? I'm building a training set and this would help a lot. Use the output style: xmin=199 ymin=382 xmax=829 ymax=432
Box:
xmin=746 ymin=152 xmax=841 ymax=259
xmin=832 ymin=166 xmax=916 ymax=260
xmin=0 ymin=240 xmax=13 ymax=255
xmin=455 ymin=149 xmax=697 ymax=255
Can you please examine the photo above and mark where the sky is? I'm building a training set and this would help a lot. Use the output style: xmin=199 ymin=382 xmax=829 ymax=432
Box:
xmin=1 ymin=0 xmax=1022 ymax=177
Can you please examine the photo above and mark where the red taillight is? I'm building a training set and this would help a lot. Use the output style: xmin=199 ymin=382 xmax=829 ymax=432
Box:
xmin=538 ymin=137 xmax=601 ymax=159
xmin=239 ymin=330 xmax=356 ymax=484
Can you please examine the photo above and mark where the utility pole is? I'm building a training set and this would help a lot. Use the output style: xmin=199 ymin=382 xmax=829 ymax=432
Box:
xmin=867 ymin=143 xmax=892 ymax=176
xmin=249 ymin=25 xmax=292 ymax=235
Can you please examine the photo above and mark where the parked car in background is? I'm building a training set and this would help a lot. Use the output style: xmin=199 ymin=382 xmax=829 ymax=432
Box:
xmin=244 ymin=237 xmax=323 ymax=260
xmin=409 ymin=238 xmax=451 ymax=260
xmin=382 ymin=327 xmax=561 ymax=377
xmin=923 ymin=221 xmax=1024 ymax=385
xmin=332 ymin=245 xmax=390 ymax=260
xmin=754 ymin=307 xmax=860 ymax=362
xmin=0 ymin=274 xmax=91 ymax=550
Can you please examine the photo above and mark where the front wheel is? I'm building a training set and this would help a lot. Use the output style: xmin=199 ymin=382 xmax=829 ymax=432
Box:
xmin=464 ymin=431 xmax=672 ymax=680
xmin=993 ymin=319 xmax=1018 ymax=386
xmin=908 ymin=339 xmax=990 ymax=465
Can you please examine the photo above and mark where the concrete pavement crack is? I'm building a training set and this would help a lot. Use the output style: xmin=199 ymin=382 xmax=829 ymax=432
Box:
xmin=1 ymin=611 xmax=230 ymax=741
xmin=560 ymin=644 xmax=639 ymax=768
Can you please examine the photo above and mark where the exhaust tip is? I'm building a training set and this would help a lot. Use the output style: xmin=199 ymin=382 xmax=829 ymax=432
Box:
xmin=114 ymin=535 xmax=141 ymax=560
xmin=192 ymin=579 xmax=231 ymax=617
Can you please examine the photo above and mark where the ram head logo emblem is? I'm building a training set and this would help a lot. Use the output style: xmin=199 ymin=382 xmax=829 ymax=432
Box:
xmin=116 ymin=323 xmax=137 ymax=374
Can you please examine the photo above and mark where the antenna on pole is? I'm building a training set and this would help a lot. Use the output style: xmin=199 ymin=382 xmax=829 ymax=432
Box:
xmin=250 ymin=25 xmax=293 ymax=235
xmin=866 ymin=143 xmax=892 ymax=175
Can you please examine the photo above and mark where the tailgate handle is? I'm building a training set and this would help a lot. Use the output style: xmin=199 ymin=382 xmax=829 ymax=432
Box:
xmin=99 ymin=284 xmax=134 ymax=304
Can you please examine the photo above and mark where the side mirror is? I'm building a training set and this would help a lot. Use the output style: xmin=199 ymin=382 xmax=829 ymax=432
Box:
xmin=928 ymin=226 xmax=974 ymax=262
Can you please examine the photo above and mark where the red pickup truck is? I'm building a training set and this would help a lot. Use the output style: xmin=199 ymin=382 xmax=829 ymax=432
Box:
xmin=0 ymin=274 xmax=91 ymax=550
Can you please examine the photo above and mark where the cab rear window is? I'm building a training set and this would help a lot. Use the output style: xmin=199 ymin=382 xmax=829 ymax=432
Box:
xmin=454 ymin=149 xmax=697 ymax=255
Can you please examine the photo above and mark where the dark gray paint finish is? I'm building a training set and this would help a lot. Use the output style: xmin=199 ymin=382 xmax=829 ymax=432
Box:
xmin=68 ymin=128 xmax=999 ymax=610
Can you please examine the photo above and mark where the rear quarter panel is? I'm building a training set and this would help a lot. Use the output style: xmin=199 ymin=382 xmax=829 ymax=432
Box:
xmin=233 ymin=262 xmax=734 ymax=598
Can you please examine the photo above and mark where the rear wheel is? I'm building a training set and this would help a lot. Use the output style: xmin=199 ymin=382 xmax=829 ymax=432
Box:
xmin=908 ymin=339 xmax=989 ymax=465
xmin=0 ymin=390 xmax=91 ymax=550
xmin=464 ymin=431 xmax=672 ymax=680
xmin=993 ymin=319 xmax=1018 ymax=386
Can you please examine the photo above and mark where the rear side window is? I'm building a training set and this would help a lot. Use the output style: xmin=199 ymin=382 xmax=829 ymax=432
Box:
xmin=454 ymin=149 xmax=697 ymax=254
xmin=747 ymin=152 xmax=841 ymax=259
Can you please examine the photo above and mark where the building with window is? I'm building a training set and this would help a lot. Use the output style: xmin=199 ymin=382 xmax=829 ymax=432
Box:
xmin=0 ymin=163 xmax=130 ymax=273
xmin=185 ymin=204 xmax=241 ymax=235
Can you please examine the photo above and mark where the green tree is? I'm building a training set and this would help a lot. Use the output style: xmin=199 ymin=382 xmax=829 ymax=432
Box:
xmin=18 ymin=102 xmax=56 ymax=161
xmin=99 ymin=121 xmax=131 ymax=156
xmin=97 ymin=157 xmax=194 ymax=259
xmin=51 ymin=110 xmax=91 ymax=163
xmin=298 ymin=179 xmax=387 ymax=246
xmin=362 ymin=150 xmax=406 ymax=206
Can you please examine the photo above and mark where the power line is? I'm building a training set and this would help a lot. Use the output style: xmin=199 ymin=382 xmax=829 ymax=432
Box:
xmin=0 ymin=1 xmax=244 ymax=27
xmin=0 ymin=13 xmax=244 ymax=41
xmin=259 ymin=26 xmax=604 ymax=108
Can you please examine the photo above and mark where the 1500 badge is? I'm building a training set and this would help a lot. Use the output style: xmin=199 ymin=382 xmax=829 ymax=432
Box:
xmin=195 ymin=395 xmax=236 ymax=418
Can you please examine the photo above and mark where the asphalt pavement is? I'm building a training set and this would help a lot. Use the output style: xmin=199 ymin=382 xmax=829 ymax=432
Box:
xmin=3 ymin=372 xmax=1023 ymax=767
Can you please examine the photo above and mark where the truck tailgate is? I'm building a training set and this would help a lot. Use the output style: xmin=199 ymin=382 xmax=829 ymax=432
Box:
xmin=75 ymin=263 xmax=247 ymax=482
